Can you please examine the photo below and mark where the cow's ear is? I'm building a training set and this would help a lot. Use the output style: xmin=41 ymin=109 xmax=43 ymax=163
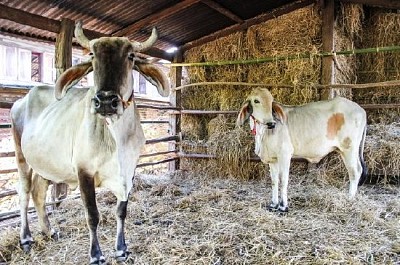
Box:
xmin=55 ymin=61 xmax=93 ymax=100
xmin=272 ymin=102 xmax=286 ymax=123
xmin=134 ymin=62 xmax=170 ymax=97
xmin=236 ymin=100 xmax=252 ymax=127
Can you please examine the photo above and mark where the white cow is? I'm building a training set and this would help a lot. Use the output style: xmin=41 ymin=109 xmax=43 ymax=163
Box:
xmin=11 ymin=22 xmax=169 ymax=264
xmin=237 ymin=88 xmax=367 ymax=212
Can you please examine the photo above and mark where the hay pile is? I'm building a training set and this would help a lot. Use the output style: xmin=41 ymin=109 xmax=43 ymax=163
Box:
xmin=1 ymin=171 xmax=399 ymax=264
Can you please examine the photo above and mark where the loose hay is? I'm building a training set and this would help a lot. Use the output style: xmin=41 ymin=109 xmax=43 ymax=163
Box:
xmin=1 ymin=172 xmax=399 ymax=264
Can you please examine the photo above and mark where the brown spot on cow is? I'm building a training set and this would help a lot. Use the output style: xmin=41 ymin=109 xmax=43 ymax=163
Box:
xmin=326 ymin=113 xmax=345 ymax=139
xmin=341 ymin=137 xmax=352 ymax=149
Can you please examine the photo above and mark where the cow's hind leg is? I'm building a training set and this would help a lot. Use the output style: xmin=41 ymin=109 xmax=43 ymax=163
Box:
xmin=340 ymin=148 xmax=363 ymax=199
xmin=13 ymin=127 xmax=34 ymax=251
xmin=18 ymin=165 xmax=33 ymax=252
xmin=78 ymin=170 xmax=105 ymax=264
xmin=115 ymin=200 xmax=129 ymax=261
xmin=31 ymin=173 xmax=57 ymax=239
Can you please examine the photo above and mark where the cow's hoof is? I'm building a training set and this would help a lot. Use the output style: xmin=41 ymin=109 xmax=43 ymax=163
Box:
xmin=21 ymin=241 xmax=33 ymax=253
xmin=115 ymin=250 xmax=131 ymax=262
xmin=267 ymin=203 xmax=279 ymax=212
xmin=89 ymin=256 xmax=106 ymax=265
xmin=51 ymin=230 xmax=60 ymax=241
xmin=277 ymin=206 xmax=289 ymax=215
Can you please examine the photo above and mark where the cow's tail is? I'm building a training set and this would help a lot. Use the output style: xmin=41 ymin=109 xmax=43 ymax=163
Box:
xmin=358 ymin=124 xmax=368 ymax=186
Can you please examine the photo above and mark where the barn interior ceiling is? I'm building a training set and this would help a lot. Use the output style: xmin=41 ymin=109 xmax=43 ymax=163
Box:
xmin=0 ymin=0 xmax=398 ymax=61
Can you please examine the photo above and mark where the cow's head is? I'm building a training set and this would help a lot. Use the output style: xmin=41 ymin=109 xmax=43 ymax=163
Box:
xmin=55 ymin=21 xmax=170 ymax=116
xmin=236 ymin=87 xmax=286 ymax=129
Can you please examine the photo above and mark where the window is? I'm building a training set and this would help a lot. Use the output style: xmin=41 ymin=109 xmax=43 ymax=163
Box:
xmin=42 ymin=52 xmax=56 ymax=84
xmin=3 ymin=46 xmax=18 ymax=80
xmin=139 ymin=74 xmax=147 ymax=94
xmin=18 ymin=49 xmax=31 ymax=81
xmin=31 ymin=53 xmax=41 ymax=82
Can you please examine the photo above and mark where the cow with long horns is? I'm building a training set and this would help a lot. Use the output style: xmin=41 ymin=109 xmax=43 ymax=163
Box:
xmin=11 ymin=21 xmax=169 ymax=264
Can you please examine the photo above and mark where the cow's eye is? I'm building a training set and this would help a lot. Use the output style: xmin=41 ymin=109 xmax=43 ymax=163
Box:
xmin=89 ymin=52 xmax=94 ymax=57
xmin=254 ymin=99 xmax=260 ymax=104
xmin=128 ymin=53 xmax=135 ymax=61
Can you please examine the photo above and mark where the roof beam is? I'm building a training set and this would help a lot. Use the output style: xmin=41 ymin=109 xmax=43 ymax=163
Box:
xmin=0 ymin=4 xmax=61 ymax=33
xmin=200 ymin=0 xmax=243 ymax=23
xmin=112 ymin=0 xmax=201 ymax=37
xmin=182 ymin=0 xmax=316 ymax=51
xmin=340 ymin=0 xmax=400 ymax=9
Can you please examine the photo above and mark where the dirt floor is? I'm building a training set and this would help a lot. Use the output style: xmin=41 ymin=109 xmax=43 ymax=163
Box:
xmin=0 ymin=170 xmax=399 ymax=264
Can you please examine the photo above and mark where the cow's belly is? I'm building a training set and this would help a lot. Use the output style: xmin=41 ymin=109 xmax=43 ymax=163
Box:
xmin=292 ymin=141 xmax=336 ymax=163
xmin=22 ymin=139 xmax=133 ymax=200
xmin=22 ymin=134 xmax=79 ymax=188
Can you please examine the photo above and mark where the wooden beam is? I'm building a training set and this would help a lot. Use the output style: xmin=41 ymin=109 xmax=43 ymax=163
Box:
xmin=200 ymin=0 xmax=243 ymax=23
xmin=112 ymin=0 xmax=201 ymax=37
xmin=182 ymin=0 xmax=316 ymax=51
xmin=0 ymin=4 xmax=60 ymax=33
xmin=340 ymin=0 xmax=400 ymax=9
xmin=320 ymin=0 xmax=335 ymax=100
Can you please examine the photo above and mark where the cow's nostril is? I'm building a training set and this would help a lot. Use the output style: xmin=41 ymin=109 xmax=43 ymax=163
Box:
xmin=111 ymin=97 xmax=119 ymax=109
xmin=93 ymin=98 xmax=101 ymax=109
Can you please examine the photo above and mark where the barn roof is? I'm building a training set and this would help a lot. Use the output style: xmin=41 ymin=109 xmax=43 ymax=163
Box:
xmin=0 ymin=0 xmax=398 ymax=60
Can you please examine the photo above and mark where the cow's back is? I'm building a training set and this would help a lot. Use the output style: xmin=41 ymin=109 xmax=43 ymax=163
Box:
xmin=11 ymin=86 xmax=57 ymax=135
xmin=286 ymin=97 xmax=366 ymax=162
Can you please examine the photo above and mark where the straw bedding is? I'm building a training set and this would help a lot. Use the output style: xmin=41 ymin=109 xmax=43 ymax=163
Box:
xmin=0 ymin=171 xmax=399 ymax=264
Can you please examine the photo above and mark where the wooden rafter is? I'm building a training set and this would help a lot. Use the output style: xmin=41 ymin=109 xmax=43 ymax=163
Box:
xmin=340 ymin=0 xmax=400 ymax=9
xmin=181 ymin=0 xmax=316 ymax=51
xmin=0 ymin=4 xmax=60 ymax=33
xmin=0 ymin=4 xmax=172 ymax=60
xmin=200 ymin=0 xmax=243 ymax=23
xmin=112 ymin=0 xmax=201 ymax=37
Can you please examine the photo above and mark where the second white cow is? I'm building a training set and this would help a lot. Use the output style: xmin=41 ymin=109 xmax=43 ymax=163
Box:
xmin=237 ymin=88 xmax=367 ymax=212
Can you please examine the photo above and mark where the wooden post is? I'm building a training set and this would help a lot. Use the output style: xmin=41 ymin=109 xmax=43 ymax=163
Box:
xmin=55 ymin=18 xmax=74 ymax=77
xmin=168 ymin=51 xmax=183 ymax=171
xmin=52 ymin=18 xmax=74 ymax=205
xmin=320 ymin=0 xmax=335 ymax=100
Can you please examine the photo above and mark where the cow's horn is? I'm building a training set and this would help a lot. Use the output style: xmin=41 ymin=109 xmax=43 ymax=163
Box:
xmin=131 ymin=28 xmax=158 ymax=52
xmin=74 ymin=21 xmax=91 ymax=49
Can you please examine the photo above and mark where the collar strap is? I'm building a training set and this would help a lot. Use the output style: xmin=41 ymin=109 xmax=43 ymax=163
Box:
xmin=250 ymin=115 xmax=257 ymax=135
xmin=122 ymin=91 xmax=134 ymax=109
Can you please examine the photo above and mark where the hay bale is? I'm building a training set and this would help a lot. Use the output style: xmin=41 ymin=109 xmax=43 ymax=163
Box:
xmin=365 ymin=122 xmax=400 ymax=182
xmin=355 ymin=9 xmax=400 ymax=124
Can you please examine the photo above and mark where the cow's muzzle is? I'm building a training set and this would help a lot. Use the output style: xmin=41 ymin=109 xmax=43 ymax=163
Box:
xmin=92 ymin=91 xmax=120 ymax=116
xmin=266 ymin=121 xmax=276 ymax=129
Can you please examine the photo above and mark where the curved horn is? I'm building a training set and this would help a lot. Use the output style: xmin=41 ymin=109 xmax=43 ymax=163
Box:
xmin=74 ymin=21 xmax=91 ymax=49
xmin=131 ymin=27 xmax=158 ymax=52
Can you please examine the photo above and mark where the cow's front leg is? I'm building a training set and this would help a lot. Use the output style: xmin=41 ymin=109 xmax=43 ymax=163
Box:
xmin=78 ymin=170 xmax=105 ymax=264
xmin=115 ymin=200 xmax=129 ymax=261
xmin=278 ymin=158 xmax=291 ymax=213
xmin=268 ymin=163 xmax=280 ymax=211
